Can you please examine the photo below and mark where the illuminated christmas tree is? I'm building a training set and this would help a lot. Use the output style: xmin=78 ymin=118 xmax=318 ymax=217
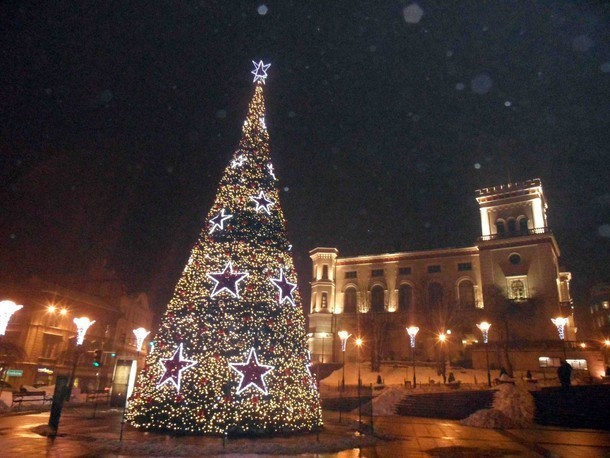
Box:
xmin=126 ymin=61 xmax=323 ymax=435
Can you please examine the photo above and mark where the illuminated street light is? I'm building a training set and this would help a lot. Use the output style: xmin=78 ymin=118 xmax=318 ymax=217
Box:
xmin=476 ymin=321 xmax=492 ymax=387
xmin=133 ymin=327 xmax=150 ymax=353
xmin=0 ymin=300 xmax=23 ymax=336
xmin=551 ymin=317 xmax=568 ymax=359
xmin=73 ymin=317 xmax=96 ymax=346
xmin=406 ymin=326 xmax=419 ymax=388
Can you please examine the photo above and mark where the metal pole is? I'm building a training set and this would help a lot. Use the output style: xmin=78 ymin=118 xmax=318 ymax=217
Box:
xmin=412 ymin=345 xmax=416 ymax=387
xmin=120 ymin=350 xmax=139 ymax=441
xmin=485 ymin=342 xmax=491 ymax=387
xmin=341 ymin=349 xmax=345 ymax=391
xmin=358 ymin=345 xmax=362 ymax=427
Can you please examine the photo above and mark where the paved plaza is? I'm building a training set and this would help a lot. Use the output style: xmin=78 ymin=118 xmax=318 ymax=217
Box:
xmin=0 ymin=407 xmax=609 ymax=457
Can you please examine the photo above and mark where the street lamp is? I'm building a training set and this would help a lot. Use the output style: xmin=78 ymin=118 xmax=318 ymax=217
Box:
xmin=406 ymin=326 xmax=419 ymax=388
xmin=338 ymin=330 xmax=351 ymax=391
xmin=476 ymin=321 xmax=492 ymax=387
xmin=0 ymin=300 xmax=23 ymax=396
xmin=69 ymin=316 xmax=96 ymax=394
xmin=355 ymin=337 xmax=363 ymax=426
xmin=120 ymin=327 xmax=150 ymax=441
xmin=551 ymin=317 xmax=569 ymax=359
xmin=0 ymin=300 xmax=23 ymax=336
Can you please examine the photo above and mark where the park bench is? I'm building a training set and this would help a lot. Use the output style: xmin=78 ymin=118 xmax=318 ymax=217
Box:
xmin=11 ymin=391 xmax=50 ymax=408
xmin=85 ymin=390 xmax=110 ymax=403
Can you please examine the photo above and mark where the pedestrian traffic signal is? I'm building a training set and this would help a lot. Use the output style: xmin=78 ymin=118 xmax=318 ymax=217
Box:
xmin=93 ymin=349 xmax=103 ymax=367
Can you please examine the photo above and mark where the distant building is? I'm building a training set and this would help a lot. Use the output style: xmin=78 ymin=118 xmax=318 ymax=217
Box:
xmin=308 ymin=179 xmax=602 ymax=376
xmin=590 ymin=284 xmax=610 ymax=338
xmin=1 ymin=274 xmax=153 ymax=391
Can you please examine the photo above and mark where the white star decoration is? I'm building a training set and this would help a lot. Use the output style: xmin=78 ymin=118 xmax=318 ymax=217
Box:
xmin=157 ymin=343 xmax=197 ymax=392
xmin=271 ymin=270 xmax=297 ymax=306
xmin=250 ymin=191 xmax=275 ymax=214
xmin=251 ymin=60 xmax=271 ymax=84
xmin=267 ymin=163 xmax=276 ymax=180
xmin=231 ymin=154 xmax=247 ymax=168
xmin=229 ymin=348 xmax=274 ymax=395
xmin=209 ymin=208 xmax=233 ymax=234
xmin=207 ymin=262 xmax=249 ymax=298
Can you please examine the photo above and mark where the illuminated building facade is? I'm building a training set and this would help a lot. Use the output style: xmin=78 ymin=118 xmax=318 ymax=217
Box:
xmin=308 ymin=179 xmax=586 ymax=373
xmin=1 ymin=274 xmax=153 ymax=390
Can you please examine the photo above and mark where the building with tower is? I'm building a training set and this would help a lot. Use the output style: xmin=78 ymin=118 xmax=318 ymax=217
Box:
xmin=308 ymin=179 xmax=603 ymax=377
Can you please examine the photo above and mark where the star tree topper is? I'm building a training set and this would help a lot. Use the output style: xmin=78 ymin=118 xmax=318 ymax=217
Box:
xmin=250 ymin=191 xmax=275 ymax=214
xmin=157 ymin=343 xmax=197 ymax=392
xmin=207 ymin=261 xmax=249 ymax=298
xmin=271 ymin=270 xmax=297 ymax=306
xmin=251 ymin=60 xmax=271 ymax=84
xmin=229 ymin=348 xmax=274 ymax=395
xmin=209 ymin=208 xmax=233 ymax=234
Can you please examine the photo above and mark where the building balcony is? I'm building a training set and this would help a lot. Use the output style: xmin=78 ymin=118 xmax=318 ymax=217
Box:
xmin=478 ymin=227 xmax=552 ymax=242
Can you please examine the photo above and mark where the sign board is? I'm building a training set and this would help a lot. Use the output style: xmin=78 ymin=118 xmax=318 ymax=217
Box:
xmin=6 ymin=369 xmax=23 ymax=377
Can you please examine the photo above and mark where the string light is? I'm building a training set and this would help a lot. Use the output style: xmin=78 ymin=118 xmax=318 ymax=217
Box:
xmin=126 ymin=61 xmax=322 ymax=435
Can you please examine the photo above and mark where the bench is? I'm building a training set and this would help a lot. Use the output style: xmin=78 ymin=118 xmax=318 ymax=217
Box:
xmin=446 ymin=381 xmax=461 ymax=389
xmin=11 ymin=391 xmax=51 ymax=408
xmin=86 ymin=391 xmax=110 ymax=403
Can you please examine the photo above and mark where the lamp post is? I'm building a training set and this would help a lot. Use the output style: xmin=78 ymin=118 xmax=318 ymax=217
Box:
xmin=438 ymin=332 xmax=447 ymax=384
xmin=476 ymin=321 xmax=492 ymax=387
xmin=338 ymin=331 xmax=351 ymax=392
xmin=0 ymin=300 xmax=23 ymax=396
xmin=355 ymin=337 xmax=363 ymax=426
xmin=551 ymin=317 xmax=569 ymax=359
xmin=406 ymin=326 xmax=419 ymax=388
xmin=49 ymin=316 xmax=95 ymax=436
xmin=120 ymin=327 xmax=150 ymax=441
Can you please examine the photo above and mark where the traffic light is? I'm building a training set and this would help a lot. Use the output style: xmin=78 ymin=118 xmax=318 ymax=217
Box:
xmin=93 ymin=349 xmax=103 ymax=367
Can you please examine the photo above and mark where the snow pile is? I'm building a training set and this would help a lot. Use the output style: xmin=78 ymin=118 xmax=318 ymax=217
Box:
xmin=461 ymin=383 xmax=535 ymax=429
xmin=369 ymin=387 xmax=408 ymax=415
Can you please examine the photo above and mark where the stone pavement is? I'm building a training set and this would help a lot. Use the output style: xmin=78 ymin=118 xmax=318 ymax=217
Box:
xmin=0 ymin=407 xmax=609 ymax=457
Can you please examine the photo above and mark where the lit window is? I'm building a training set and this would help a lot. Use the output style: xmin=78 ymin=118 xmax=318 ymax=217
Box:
xmin=506 ymin=275 xmax=528 ymax=300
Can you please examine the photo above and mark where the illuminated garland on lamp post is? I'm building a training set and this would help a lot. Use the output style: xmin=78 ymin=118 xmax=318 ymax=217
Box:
xmin=68 ymin=317 xmax=96 ymax=397
xmin=0 ymin=300 xmax=23 ymax=396
xmin=355 ymin=337 xmax=363 ymax=427
xmin=338 ymin=331 xmax=351 ymax=392
xmin=406 ymin=326 xmax=419 ymax=388
xmin=551 ymin=317 xmax=569 ymax=359
xmin=476 ymin=321 xmax=492 ymax=387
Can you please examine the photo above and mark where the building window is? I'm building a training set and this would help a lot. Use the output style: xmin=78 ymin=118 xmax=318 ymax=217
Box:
xmin=567 ymin=359 xmax=588 ymax=371
xmin=507 ymin=276 xmax=528 ymax=300
xmin=41 ymin=333 xmax=63 ymax=359
xmin=321 ymin=265 xmax=329 ymax=280
xmin=427 ymin=265 xmax=441 ymax=273
xmin=457 ymin=262 xmax=472 ymax=271
xmin=519 ymin=217 xmax=529 ymax=234
xmin=345 ymin=271 xmax=357 ymax=279
xmin=321 ymin=293 xmax=328 ymax=309
xmin=398 ymin=284 xmax=412 ymax=312
xmin=371 ymin=269 xmax=384 ymax=277
xmin=344 ymin=287 xmax=357 ymax=313
xmin=539 ymin=357 xmax=561 ymax=368
xmin=428 ymin=282 xmax=443 ymax=308
xmin=371 ymin=286 xmax=385 ymax=312
xmin=398 ymin=267 xmax=412 ymax=275
xmin=458 ymin=280 xmax=475 ymax=307
xmin=496 ymin=219 xmax=506 ymax=236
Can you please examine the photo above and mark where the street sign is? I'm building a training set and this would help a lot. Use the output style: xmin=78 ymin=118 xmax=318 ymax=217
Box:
xmin=6 ymin=369 xmax=23 ymax=377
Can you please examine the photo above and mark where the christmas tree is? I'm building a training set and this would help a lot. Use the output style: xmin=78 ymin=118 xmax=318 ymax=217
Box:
xmin=126 ymin=61 xmax=323 ymax=435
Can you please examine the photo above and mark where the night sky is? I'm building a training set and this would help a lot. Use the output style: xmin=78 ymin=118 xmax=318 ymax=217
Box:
xmin=1 ymin=2 xmax=608 ymax=319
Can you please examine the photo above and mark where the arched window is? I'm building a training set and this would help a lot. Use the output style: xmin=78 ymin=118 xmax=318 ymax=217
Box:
xmin=398 ymin=284 xmax=412 ymax=312
xmin=371 ymin=285 xmax=385 ymax=312
xmin=428 ymin=282 xmax=443 ymax=308
xmin=321 ymin=265 xmax=329 ymax=280
xmin=344 ymin=287 xmax=357 ymax=314
xmin=458 ymin=280 xmax=475 ymax=308
xmin=496 ymin=220 xmax=506 ymax=236
xmin=321 ymin=293 xmax=328 ymax=309
xmin=507 ymin=218 xmax=517 ymax=234
xmin=519 ymin=217 xmax=529 ymax=234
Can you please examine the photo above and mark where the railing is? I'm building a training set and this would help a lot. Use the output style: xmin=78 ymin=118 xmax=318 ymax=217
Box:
xmin=478 ymin=227 xmax=552 ymax=242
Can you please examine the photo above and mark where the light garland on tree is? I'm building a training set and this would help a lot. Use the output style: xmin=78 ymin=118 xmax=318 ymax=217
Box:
xmin=125 ymin=60 xmax=322 ymax=436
